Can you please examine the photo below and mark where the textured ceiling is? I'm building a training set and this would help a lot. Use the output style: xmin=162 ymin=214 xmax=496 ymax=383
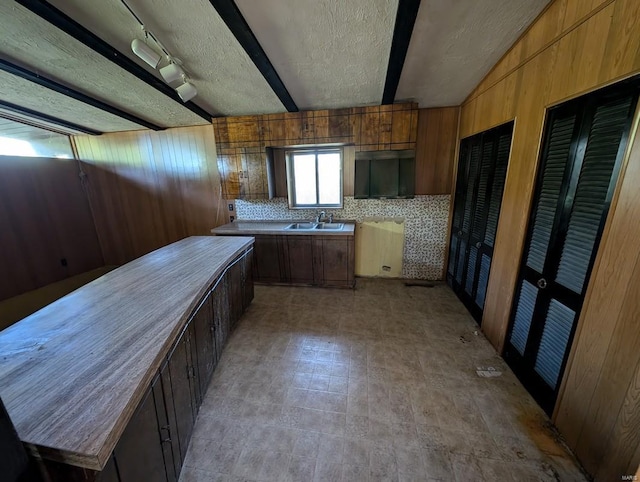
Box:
xmin=235 ymin=0 xmax=399 ymax=111
xmin=0 ymin=2 xmax=208 ymax=130
xmin=0 ymin=71 xmax=143 ymax=132
xmin=397 ymin=0 xmax=550 ymax=106
xmin=0 ymin=0 xmax=550 ymax=133
xmin=47 ymin=0 xmax=286 ymax=117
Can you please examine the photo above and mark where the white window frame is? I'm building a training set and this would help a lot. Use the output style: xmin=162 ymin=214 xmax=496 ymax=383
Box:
xmin=285 ymin=147 xmax=343 ymax=209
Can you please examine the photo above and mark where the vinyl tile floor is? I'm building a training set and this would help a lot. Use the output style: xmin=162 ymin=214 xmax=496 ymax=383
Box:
xmin=179 ymin=279 xmax=587 ymax=482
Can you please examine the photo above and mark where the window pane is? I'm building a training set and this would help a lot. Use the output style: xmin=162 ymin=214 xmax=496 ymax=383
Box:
xmin=318 ymin=152 xmax=341 ymax=204
xmin=293 ymin=153 xmax=317 ymax=205
xmin=0 ymin=118 xmax=73 ymax=158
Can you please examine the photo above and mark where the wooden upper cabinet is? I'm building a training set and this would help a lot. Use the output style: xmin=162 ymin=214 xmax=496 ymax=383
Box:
xmin=266 ymin=112 xmax=303 ymax=146
xmin=391 ymin=106 xmax=417 ymax=148
xmin=379 ymin=105 xmax=393 ymax=150
xmin=327 ymin=109 xmax=352 ymax=142
xmin=212 ymin=103 xmax=419 ymax=199
xmin=358 ymin=106 xmax=381 ymax=149
xmin=301 ymin=111 xmax=315 ymax=141
xmin=226 ymin=116 xmax=263 ymax=146
xmin=414 ymin=107 xmax=460 ymax=195
xmin=217 ymin=149 xmax=242 ymax=199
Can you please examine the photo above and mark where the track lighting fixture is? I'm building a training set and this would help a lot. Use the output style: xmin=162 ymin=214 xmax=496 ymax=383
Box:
xmin=130 ymin=39 xmax=161 ymax=68
xmin=176 ymin=82 xmax=197 ymax=102
xmin=121 ymin=0 xmax=197 ymax=103
xmin=160 ymin=63 xmax=185 ymax=84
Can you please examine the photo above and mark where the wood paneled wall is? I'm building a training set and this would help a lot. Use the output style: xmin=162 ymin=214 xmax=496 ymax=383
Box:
xmin=458 ymin=0 xmax=640 ymax=479
xmin=0 ymin=156 xmax=103 ymax=301
xmin=415 ymin=107 xmax=460 ymax=195
xmin=74 ymin=125 xmax=226 ymax=266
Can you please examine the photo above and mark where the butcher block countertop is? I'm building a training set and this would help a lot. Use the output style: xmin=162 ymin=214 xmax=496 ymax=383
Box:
xmin=212 ymin=220 xmax=355 ymax=236
xmin=0 ymin=236 xmax=254 ymax=471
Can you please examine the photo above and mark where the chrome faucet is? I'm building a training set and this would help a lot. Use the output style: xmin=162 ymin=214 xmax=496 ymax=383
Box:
xmin=315 ymin=211 xmax=326 ymax=223
xmin=328 ymin=213 xmax=334 ymax=223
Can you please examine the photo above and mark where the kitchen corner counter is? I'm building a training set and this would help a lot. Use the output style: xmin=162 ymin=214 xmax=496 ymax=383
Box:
xmin=211 ymin=220 xmax=355 ymax=236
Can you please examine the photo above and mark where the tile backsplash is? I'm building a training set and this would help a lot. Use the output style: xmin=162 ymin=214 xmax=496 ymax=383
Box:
xmin=235 ymin=195 xmax=450 ymax=280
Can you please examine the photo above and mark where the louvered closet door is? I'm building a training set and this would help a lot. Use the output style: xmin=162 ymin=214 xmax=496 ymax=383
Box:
xmin=447 ymin=122 xmax=513 ymax=323
xmin=505 ymin=82 xmax=638 ymax=415
xmin=447 ymin=139 xmax=480 ymax=288
xmin=462 ymin=125 xmax=513 ymax=320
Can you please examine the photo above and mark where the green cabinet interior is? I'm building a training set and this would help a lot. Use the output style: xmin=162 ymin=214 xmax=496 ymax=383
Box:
xmin=355 ymin=150 xmax=415 ymax=199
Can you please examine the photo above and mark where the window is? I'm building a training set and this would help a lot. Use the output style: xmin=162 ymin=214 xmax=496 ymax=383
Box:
xmin=286 ymin=148 xmax=343 ymax=208
xmin=0 ymin=118 xmax=74 ymax=159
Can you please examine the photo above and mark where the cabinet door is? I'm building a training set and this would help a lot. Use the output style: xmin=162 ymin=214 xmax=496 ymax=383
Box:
xmin=211 ymin=276 xmax=230 ymax=360
xmin=159 ymin=363 xmax=181 ymax=481
xmin=114 ymin=377 xmax=169 ymax=482
xmin=226 ymin=117 xmax=262 ymax=146
xmin=217 ymin=150 xmax=242 ymax=199
xmin=328 ymin=109 xmax=352 ymax=142
xmin=379 ymin=106 xmax=393 ymax=149
xmin=98 ymin=457 xmax=119 ymax=482
xmin=301 ymin=111 xmax=315 ymax=141
xmin=242 ymin=248 xmax=254 ymax=310
xmin=359 ymin=107 xmax=380 ymax=150
xmin=313 ymin=111 xmax=329 ymax=142
xmin=391 ymin=109 xmax=413 ymax=146
xmin=227 ymin=258 xmax=244 ymax=331
xmin=191 ymin=295 xmax=215 ymax=403
xmin=284 ymin=236 xmax=315 ymax=284
xmin=166 ymin=329 xmax=195 ymax=465
xmin=253 ymin=235 xmax=284 ymax=282
xmin=314 ymin=237 xmax=354 ymax=287
xmin=242 ymin=149 xmax=268 ymax=199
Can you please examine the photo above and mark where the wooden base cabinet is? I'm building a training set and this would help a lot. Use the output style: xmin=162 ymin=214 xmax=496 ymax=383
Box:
xmin=242 ymin=234 xmax=354 ymax=288
xmin=36 ymin=248 xmax=255 ymax=482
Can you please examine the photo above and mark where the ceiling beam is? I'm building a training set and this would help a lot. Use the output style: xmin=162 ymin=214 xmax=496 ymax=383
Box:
xmin=0 ymin=58 xmax=164 ymax=131
xmin=0 ymin=100 xmax=102 ymax=136
xmin=207 ymin=0 xmax=298 ymax=112
xmin=382 ymin=0 xmax=422 ymax=105
xmin=15 ymin=0 xmax=213 ymax=122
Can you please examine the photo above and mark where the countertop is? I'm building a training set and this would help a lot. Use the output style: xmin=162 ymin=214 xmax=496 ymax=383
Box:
xmin=0 ymin=236 xmax=254 ymax=470
xmin=211 ymin=220 xmax=355 ymax=236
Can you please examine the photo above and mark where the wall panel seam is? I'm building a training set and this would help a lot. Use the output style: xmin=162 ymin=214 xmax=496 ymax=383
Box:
xmin=464 ymin=0 xmax=617 ymax=105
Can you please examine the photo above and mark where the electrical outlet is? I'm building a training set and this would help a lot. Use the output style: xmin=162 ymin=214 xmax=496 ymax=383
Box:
xmin=228 ymin=203 xmax=234 ymax=211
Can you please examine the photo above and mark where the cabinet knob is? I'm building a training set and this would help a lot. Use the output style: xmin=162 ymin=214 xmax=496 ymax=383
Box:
xmin=458 ymin=230 xmax=463 ymax=236
xmin=475 ymin=242 xmax=482 ymax=249
xmin=537 ymin=278 xmax=548 ymax=289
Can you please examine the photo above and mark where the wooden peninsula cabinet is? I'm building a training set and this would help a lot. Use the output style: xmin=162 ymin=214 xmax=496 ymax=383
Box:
xmin=0 ymin=237 xmax=254 ymax=482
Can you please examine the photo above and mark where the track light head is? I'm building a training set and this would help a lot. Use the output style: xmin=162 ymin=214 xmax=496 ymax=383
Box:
xmin=131 ymin=39 xmax=161 ymax=68
xmin=160 ymin=63 xmax=185 ymax=84
xmin=176 ymin=82 xmax=197 ymax=102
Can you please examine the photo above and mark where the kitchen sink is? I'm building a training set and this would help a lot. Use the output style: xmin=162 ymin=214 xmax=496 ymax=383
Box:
xmin=285 ymin=222 xmax=318 ymax=230
xmin=315 ymin=223 xmax=344 ymax=230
